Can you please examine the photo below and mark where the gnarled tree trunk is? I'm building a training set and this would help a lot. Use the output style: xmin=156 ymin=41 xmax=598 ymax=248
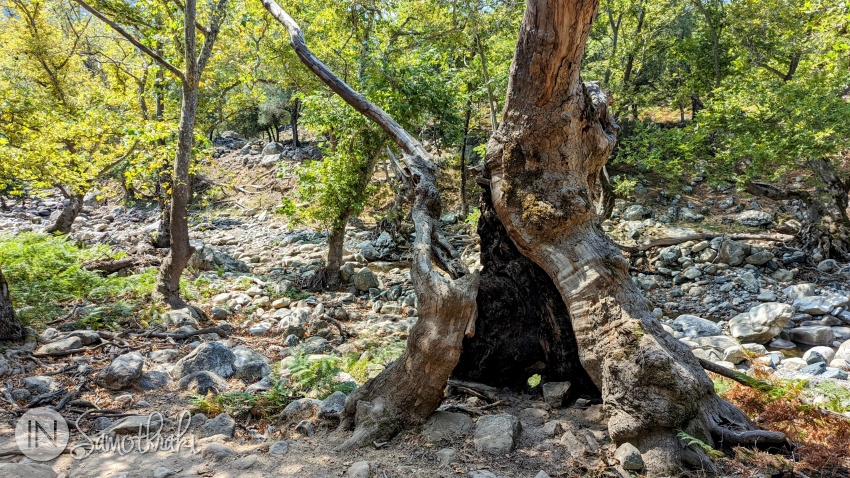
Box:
xmin=484 ymin=1 xmax=769 ymax=473
xmin=264 ymin=0 xmax=780 ymax=474
xmin=0 ymin=267 xmax=23 ymax=342
xmin=155 ymin=79 xmax=198 ymax=308
xmin=46 ymin=192 xmax=83 ymax=234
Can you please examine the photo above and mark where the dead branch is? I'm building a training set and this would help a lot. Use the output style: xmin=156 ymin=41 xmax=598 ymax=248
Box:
xmin=83 ymin=256 xmax=160 ymax=275
xmin=130 ymin=326 xmax=229 ymax=340
xmin=447 ymin=379 xmax=500 ymax=402
xmin=618 ymin=233 xmax=797 ymax=253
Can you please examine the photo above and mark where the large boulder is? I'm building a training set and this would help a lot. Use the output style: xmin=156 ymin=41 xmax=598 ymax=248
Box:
xmin=672 ymin=314 xmax=721 ymax=338
xmin=95 ymin=352 xmax=144 ymax=390
xmin=421 ymin=411 xmax=474 ymax=444
xmin=737 ymin=210 xmax=773 ymax=227
xmin=352 ymin=267 xmax=379 ymax=292
xmin=787 ymin=326 xmax=834 ymax=346
xmin=793 ymin=295 xmax=849 ymax=315
xmin=728 ymin=303 xmax=793 ymax=344
xmin=178 ymin=371 xmax=230 ymax=395
xmin=782 ymin=283 xmax=816 ymax=299
xmin=172 ymin=342 xmax=235 ymax=379
xmin=189 ymin=240 xmax=250 ymax=273
xmin=714 ymin=238 xmax=750 ymax=266
xmin=836 ymin=340 xmax=850 ymax=362
xmin=36 ymin=336 xmax=82 ymax=355
xmin=262 ymin=141 xmax=284 ymax=155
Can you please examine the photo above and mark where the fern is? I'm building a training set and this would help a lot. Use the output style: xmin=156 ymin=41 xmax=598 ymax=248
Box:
xmin=677 ymin=430 xmax=724 ymax=460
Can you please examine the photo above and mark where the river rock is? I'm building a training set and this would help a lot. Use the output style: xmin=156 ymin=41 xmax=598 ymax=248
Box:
xmin=673 ymin=314 xmax=721 ymax=338
xmin=172 ymin=342 xmax=235 ymax=379
xmin=793 ymin=295 xmax=849 ymax=315
xmin=787 ymin=326 xmax=834 ymax=346
xmin=352 ymin=268 xmax=379 ymax=291
xmin=728 ymin=303 xmax=793 ymax=343
xmin=178 ymin=371 xmax=230 ymax=394
xmin=474 ymin=414 xmax=521 ymax=454
xmin=36 ymin=336 xmax=82 ymax=355
xmin=421 ymin=411 xmax=474 ymax=444
xmin=737 ymin=210 xmax=773 ymax=227
xmin=782 ymin=283 xmax=816 ymax=299
xmin=95 ymin=352 xmax=144 ymax=390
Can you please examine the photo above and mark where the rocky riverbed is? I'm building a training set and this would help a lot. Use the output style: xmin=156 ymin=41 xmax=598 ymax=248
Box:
xmin=1 ymin=143 xmax=849 ymax=477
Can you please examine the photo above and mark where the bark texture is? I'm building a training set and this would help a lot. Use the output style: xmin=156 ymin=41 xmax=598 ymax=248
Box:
xmin=325 ymin=222 xmax=345 ymax=290
xmin=46 ymin=192 xmax=83 ymax=234
xmin=485 ymin=0 xmax=766 ymax=473
xmin=0 ymin=267 xmax=23 ymax=342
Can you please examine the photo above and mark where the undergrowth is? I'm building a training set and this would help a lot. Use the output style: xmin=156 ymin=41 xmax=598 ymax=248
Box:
xmin=717 ymin=369 xmax=850 ymax=477
xmin=0 ymin=232 xmax=156 ymax=327
xmin=341 ymin=341 xmax=406 ymax=384
xmin=191 ymin=355 xmax=357 ymax=420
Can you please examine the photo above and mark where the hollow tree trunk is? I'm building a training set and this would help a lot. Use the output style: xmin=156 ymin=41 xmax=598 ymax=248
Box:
xmin=453 ymin=187 xmax=598 ymax=395
xmin=46 ymin=192 xmax=84 ymax=234
xmin=0 ymin=267 xmax=23 ymax=342
xmin=325 ymin=222 xmax=345 ymax=290
xmin=485 ymin=0 xmax=767 ymax=473
xmin=263 ymin=1 xmax=778 ymax=474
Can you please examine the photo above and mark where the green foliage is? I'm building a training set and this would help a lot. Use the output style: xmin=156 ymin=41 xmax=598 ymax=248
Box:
xmin=527 ymin=374 xmax=542 ymax=388
xmin=807 ymin=381 xmax=850 ymax=414
xmin=464 ymin=208 xmax=482 ymax=228
xmin=677 ymin=430 xmax=724 ymax=460
xmin=191 ymin=354 xmax=357 ymax=419
xmin=341 ymin=342 xmax=406 ymax=384
xmin=0 ymin=233 xmax=155 ymax=327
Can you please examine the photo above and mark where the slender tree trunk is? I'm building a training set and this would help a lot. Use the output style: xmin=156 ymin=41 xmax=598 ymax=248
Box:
xmin=154 ymin=0 xmax=205 ymax=308
xmin=459 ymin=99 xmax=472 ymax=219
xmin=46 ymin=192 xmax=83 ymax=234
xmin=484 ymin=1 xmax=770 ymax=473
xmin=153 ymin=55 xmax=171 ymax=249
xmin=692 ymin=0 xmax=722 ymax=88
xmin=325 ymin=221 xmax=346 ymax=289
xmin=155 ymin=80 xmax=198 ymax=307
xmin=603 ymin=9 xmax=622 ymax=87
xmin=291 ymin=98 xmax=301 ymax=148
xmin=475 ymin=33 xmax=499 ymax=132
xmin=0 ymin=267 xmax=23 ymax=342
